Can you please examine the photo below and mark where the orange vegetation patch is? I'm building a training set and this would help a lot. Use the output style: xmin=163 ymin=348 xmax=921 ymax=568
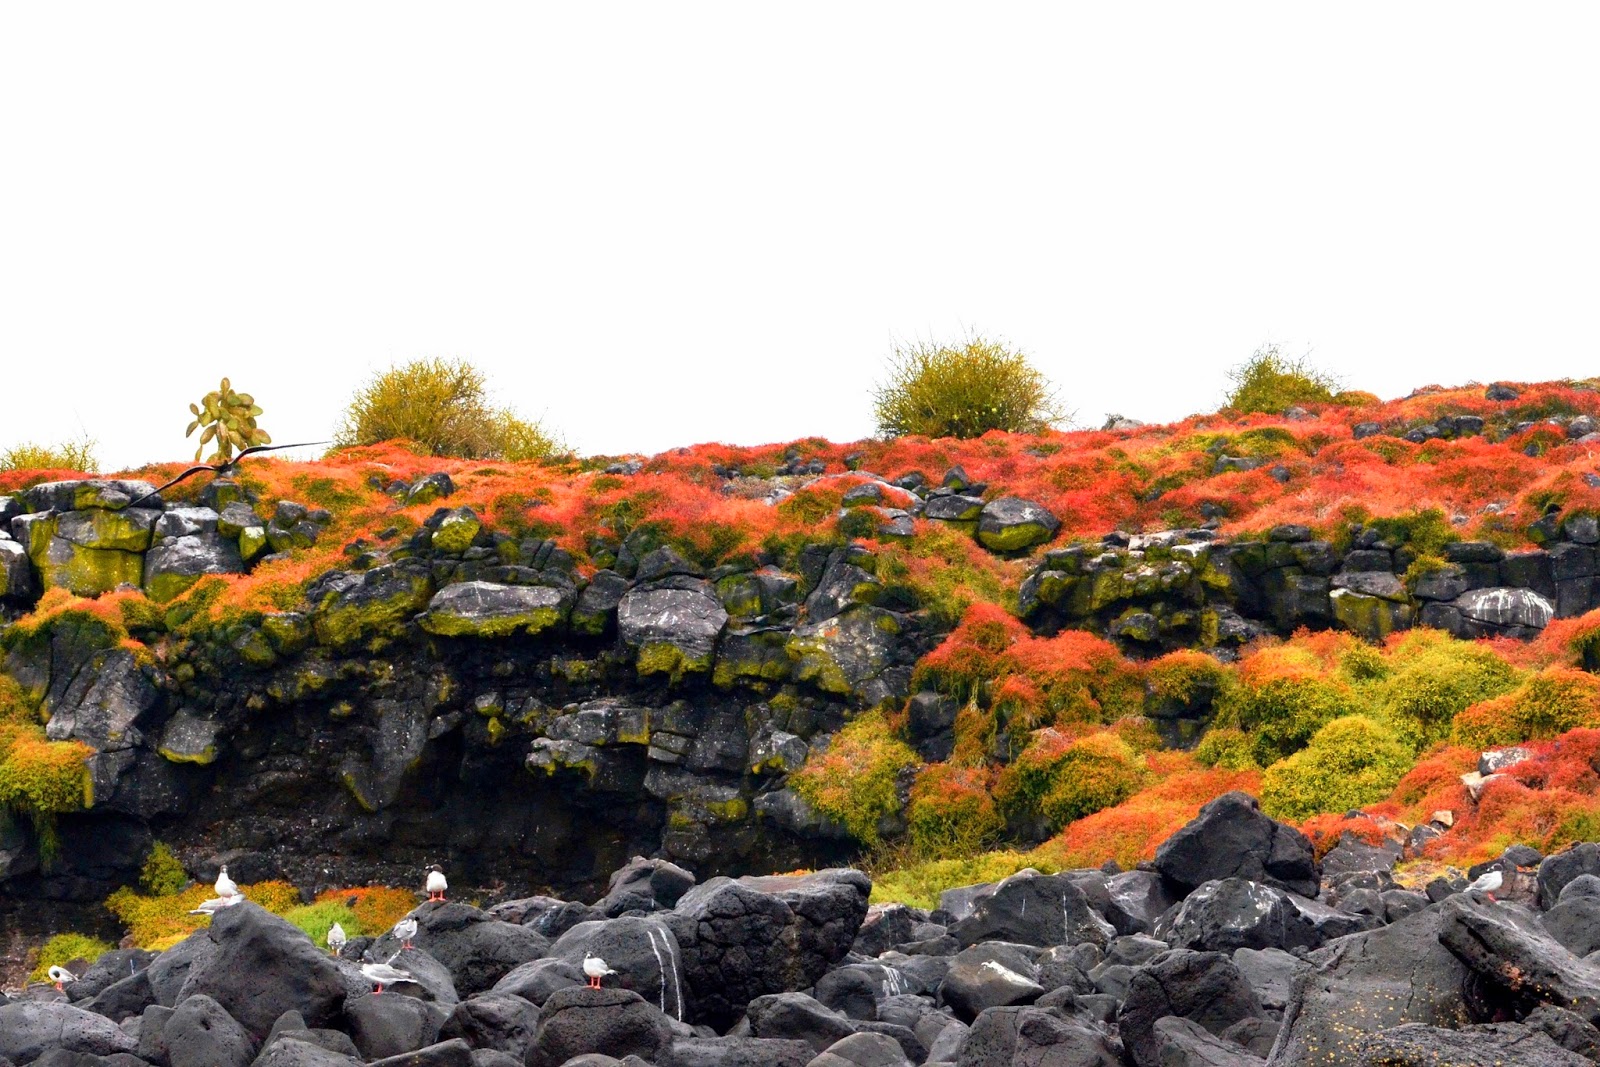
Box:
xmin=314 ymin=885 xmax=418 ymax=932
xmin=1036 ymin=754 xmax=1261 ymax=870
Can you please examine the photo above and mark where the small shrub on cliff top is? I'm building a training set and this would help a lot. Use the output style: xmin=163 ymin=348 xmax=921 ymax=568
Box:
xmin=29 ymin=932 xmax=114 ymax=983
xmin=1259 ymin=715 xmax=1416 ymax=821
xmin=1451 ymin=667 xmax=1600 ymax=749
xmin=790 ymin=710 xmax=918 ymax=846
xmin=873 ymin=335 xmax=1062 ymax=439
xmin=1223 ymin=344 xmax=1339 ymax=414
xmin=186 ymin=377 xmax=269 ymax=463
xmin=0 ymin=436 xmax=98 ymax=474
xmin=335 ymin=357 xmax=562 ymax=461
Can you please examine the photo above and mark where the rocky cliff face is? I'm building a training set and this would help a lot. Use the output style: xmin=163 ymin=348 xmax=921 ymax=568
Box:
xmin=0 ymin=478 xmax=942 ymax=929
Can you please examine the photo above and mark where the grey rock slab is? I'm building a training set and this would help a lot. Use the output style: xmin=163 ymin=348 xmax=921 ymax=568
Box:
xmin=0 ymin=1001 xmax=139 ymax=1063
xmin=1454 ymin=586 xmax=1556 ymax=629
xmin=948 ymin=871 xmax=1115 ymax=950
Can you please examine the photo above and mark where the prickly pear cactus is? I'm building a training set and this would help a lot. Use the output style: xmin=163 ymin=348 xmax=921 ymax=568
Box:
xmin=187 ymin=377 xmax=270 ymax=463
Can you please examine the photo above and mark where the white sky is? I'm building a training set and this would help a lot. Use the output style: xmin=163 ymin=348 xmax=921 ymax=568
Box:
xmin=3 ymin=4 xmax=1598 ymax=471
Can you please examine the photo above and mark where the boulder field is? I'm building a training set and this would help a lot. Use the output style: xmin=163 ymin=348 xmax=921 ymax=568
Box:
xmin=8 ymin=794 xmax=1600 ymax=1066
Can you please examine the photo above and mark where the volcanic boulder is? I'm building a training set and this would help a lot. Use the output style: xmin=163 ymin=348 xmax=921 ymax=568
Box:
xmin=1154 ymin=792 xmax=1320 ymax=897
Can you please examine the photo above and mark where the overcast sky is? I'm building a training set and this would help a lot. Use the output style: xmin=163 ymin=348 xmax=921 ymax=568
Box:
xmin=3 ymin=4 xmax=1598 ymax=471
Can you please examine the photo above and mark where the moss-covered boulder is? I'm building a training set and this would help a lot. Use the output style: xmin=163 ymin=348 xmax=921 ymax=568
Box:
xmin=976 ymin=497 xmax=1059 ymax=553
xmin=712 ymin=626 xmax=793 ymax=686
xmin=419 ymin=580 xmax=567 ymax=638
xmin=0 ymin=539 xmax=32 ymax=600
xmin=142 ymin=533 xmax=245 ymax=602
xmin=1330 ymin=588 xmax=1415 ymax=640
xmin=310 ymin=562 xmax=435 ymax=649
xmin=21 ymin=479 xmax=159 ymax=512
xmin=787 ymin=605 xmax=904 ymax=704
xmin=429 ymin=507 xmax=481 ymax=555
xmin=158 ymin=711 xmax=221 ymax=765
xmin=55 ymin=508 xmax=160 ymax=552
xmin=617 ymin=579 xmax=728 ymax=679
xmin=36 ymin=539 xmax=144 ymax=597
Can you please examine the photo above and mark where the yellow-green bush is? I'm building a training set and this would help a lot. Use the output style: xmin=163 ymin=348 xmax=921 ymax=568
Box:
xmin=334 ymin=357 xmax=563 ymax=461
xmin=873 ymin=335 xmax=1062 ymax=439
xmin=1216 ymin=646 xmax=1360 ymax=765
xmin=1451 ymin=667 xmax=1600 ymax=749
xmin=906 ymin=764 xmax=1005 ymax=859
xmin=1038 ymin=733 xmax=1146 ymax=828
xmin=107 ymin=879 xmax=303 ymax=949
xmin=1144 ymin=649 xmax=1228 ymax=716
xmin=283 ymin=900 xmax=361 ymax=945
xmin=790 ymin=710 xmax=919 ymax=845
xmin=1374 ymin=632 xmax=1522 ymax=749
xmin=139 ymin=842 xmax=188 ymax=896
xmin=1194 ymin=727 xmax=1259 ymax=770
xmin=1223 ymin=344 xmax=1339 ymax=414
xmin=0 ymin=436 xmax=98 ymax=473
xmin=29 ymin=932 xmax=113 ymax=982
xmin=0 ymin=675 xmax=91 ymax=854
xmin=869 ymin=849 xmax=1054 ymax=910
xmin=1260 ymin=715 xmax=1415 ymax=821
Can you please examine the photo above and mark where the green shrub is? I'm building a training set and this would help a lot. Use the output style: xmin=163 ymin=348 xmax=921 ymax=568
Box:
xmin=869 ymin=849 xmax=1054 ymax=910
xmin=1144 ymin=650 xmax=1228 ymax=714
xmin=1451 ymin=667 xmax=1600 ymax=748
xmin=1194 ymin=727 xmax=1259 ymax=770
xmin=1039 ymin=733 xmax=1145 ymax=828
xmin=335 ymin=357 xmax=563 ymax=461
xmin=282 ymin=900 xmax=362 ymax=945
xmin=873 ymin=335 xmax=1062 ymax=439
xmin=1217 ymin=648 xmax=1360 ymax=765
xmin=1223 ymin=344 xmax=1339 ymax=414
xmin=29 ymin=932 xmax=114 ymax=982
xmin=139 ymin=842 xmax=188 ymax=896
xmin=1260 ymin=715 xmax=1415 ymax=821
xmin=906 ymin=764 xmax=1005 ymax=859
xmin=1374 ymin=633 xmax=1522 ymax=749
xmin=0 ymin=437 xmax=98 ymax=473
xmin=790 ymin=710 xmax=919 ymax=845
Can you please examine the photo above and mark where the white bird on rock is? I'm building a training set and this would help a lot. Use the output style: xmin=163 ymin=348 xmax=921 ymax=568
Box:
xmin=327 ymin=922 xmax=347 ymax=956
xmin=361 ymin=953 xmax=412 ymax=995
xmin=214 ymin=865 xmax=238 ymax=899
xmin=188 ymin=895 xmax=243 ymax=916
xmin=583 ymin=954 xmax=616 ymax=989
xmin=392 ymin=916 xmax=418 ymax=949
xmin=47 ymin=965 xmax=76 ymax=992
xmin=425 ymin=865 xmax=447 ymax=902
xmin=1467 ymin=866 xmax=1504 ymax=902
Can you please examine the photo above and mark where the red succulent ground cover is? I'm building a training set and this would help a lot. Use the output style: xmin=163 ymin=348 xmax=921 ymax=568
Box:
xmin=7 ymin=378 xmax=1600 ymax=880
